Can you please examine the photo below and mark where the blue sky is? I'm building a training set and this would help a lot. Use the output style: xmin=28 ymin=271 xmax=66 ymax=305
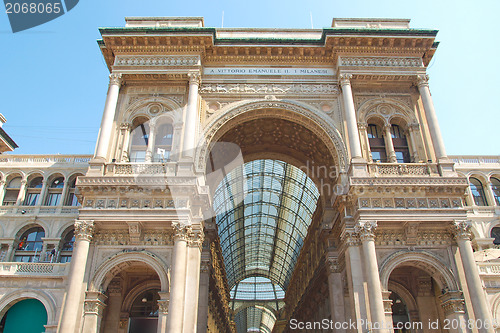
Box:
xmin=0 ymin=0 xmax=498 ymax=155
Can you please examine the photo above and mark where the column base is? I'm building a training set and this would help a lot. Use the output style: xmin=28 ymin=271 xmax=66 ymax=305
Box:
xmin=348 ymin=158 xmax=368 ymax=177
xmin=437 ymin=158 xmax=456 ymax=176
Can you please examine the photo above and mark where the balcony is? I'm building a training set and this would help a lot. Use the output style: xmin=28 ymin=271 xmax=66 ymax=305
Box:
xmin=450 ymin=155 xmax=500 ymax=168
xmin=367 ymin=162 xmax=440 ymax=177
xmin=0 ymin=262 xmax=70 ymax=277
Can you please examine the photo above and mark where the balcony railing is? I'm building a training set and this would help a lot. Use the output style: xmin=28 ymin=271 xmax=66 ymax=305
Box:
xmin=367 ymin=163 xmax=439 ymax=177
xmin=450 ymin=155 xmax=500 ymax=166
xmin=0 ymin=262 xmax=70 ymax=277
xmin=0 ymin=205 xmax=79 ymax=216
xmin=0 ymin=154 xmax=92 ymax=164
xmin=477 ymin=262 xmax=500 ymax=275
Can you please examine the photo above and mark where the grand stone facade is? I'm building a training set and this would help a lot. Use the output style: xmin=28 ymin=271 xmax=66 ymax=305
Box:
xmin=0 ymin=16 xmax=500 ymax=333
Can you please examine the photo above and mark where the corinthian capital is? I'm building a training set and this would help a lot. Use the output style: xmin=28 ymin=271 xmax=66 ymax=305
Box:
xmin=416 ymin=74 xmax=429 ymax=88
xmin=172 ymin=221 xmax=194 ymax=242
xmin=342 ymin=229 xmax=360 ymax=247
xmin=339 ymin=73 xmax=353 ymax=87
xmin=450 ymin=221 xmax=472 ymax=241
xmin=355 ymin=220 xmax=378 ymax=241
xmin=188 ymin=70 xmax=201 ymax=85
xmin=109 ymin=73 xmax=123 ymax=86
xmin=74 ymin=220 xmax=95 ymax=242
xmin=187 ymin=231 xmax=205 ymax=249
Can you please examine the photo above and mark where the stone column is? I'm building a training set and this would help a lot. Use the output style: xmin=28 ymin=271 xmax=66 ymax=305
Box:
xmin=407 ymin=124 xmax=420 ymax=162
xmin=81 ymin=291 xmax=107 ymax=333
xmin=381 ymin=291 xmax=394 ymax=333
xmin=36 ymin=179 xmax=48 ymax=206
xmin=57 ymin=180 xmax=70 ymax=211
xmin=382 ymin=125 xmax=397 ymax=163
xmin=183 ymin=230 xmax=204 ymax=333
xmin=157 ymin=292 xmax=170 ymax=333
xmin=58 ymin=220 xmax=94 ymax=333
xmin=182 ymin=71 xmax=201 ymax=159
xmin=15 ymin=179 xmax=27 ymax=206
xmin=416 ymin=75 xmax=447 ymax=160
xmin=327 ymin=256 xmax=346 ymax=333
xmin=439 ymin=291 xmax=468 ymax=333
xmin=484 ymin=181 xmax=496 ymax=207
xmin=358 ymin=123 xmax=373 ymax=162
xmin=4 ymin=240 xmax=14 ymax=262
xmin=339 ymin=74 xmax=363 ymax=160
xmin=145 ymin=120 xmax=157 ymax=162
xmin=117 ymin=123 xmax=131 ymax=162
xmin=0 ymin=180 xmax=6 ymax=205
xmin=343 ymin=230 xmax=368 ymax=333
xmin=102 ymin=281 xmax=122 ymax=333
xmin=197 ymin=256 xmax=211 ymax=333
xmin=356 ymin=221 xmax=388 ymax=333
xmin=451 ymin=221 xmax=495 ymax=333
xmin=95 ymin=73 xmax=123 ymax=160
xmin=166 ymin=222 xmax=190 ymax=333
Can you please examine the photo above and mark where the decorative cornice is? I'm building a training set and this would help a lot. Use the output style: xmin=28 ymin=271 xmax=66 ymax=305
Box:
xmin=109 ymin=73 xmax=123 ymax=86
xmin=338 ymin=73 xmax=353 ymax=87
xmin=355 ymin=220 xmax=378 ymax=241
xmin=74 ymin=220 xmax=95 ymax=242
xmin=114 ymin=55 xmax=200 ymax=67
xmin=450 ymin=221 xmax=472 ymax=241
xmin=416 ymin=74 xmax=429 ymax=88
xmin=340 ymin=56 xmax=423 ymax=68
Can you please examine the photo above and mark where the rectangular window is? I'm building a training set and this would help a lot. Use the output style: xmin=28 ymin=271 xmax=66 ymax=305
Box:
xmin=46 ymin=193 xmax=61 ymax=206
xmin=60 ymin=256 xmax=72 ymax=263
xmin=66 ymin=193 xmax=79 ymax=206
xmin=3 ymin=189 xmax=19 ymax=205
xmin=371 ymin=150 xmax=387 ymax=163
xmin=24 ymin=193 xmax=39 ymax=206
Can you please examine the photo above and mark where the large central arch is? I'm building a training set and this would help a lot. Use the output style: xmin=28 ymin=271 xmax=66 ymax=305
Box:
xmin=197 ymin=99 xmax=348 ymax=174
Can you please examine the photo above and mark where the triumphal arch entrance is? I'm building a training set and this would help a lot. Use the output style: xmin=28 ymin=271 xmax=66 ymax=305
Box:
xmin=54 ymin=16 xmax=493 ymax=333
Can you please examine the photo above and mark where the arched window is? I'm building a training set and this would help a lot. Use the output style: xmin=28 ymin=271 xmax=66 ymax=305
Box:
xmin=367 ymin=123 xmax=386 ymax=162
xmin=45 ymin=177 xmax=64 ymax=206
xmin=391 ymin=125 xmax=410 ymax=163
xmin=469 ymin=177 xmax=487 ymax=206
xmin=491 ymin=177 xmax=500 ymax=206
xmin=129 ymin=118 xmax=150 ymax=162
xmin=65 ymin=177 xmax=79 ymax=206
xmin=491 ymin=227 xmax=500 ymax=246
xmin=24 ymin=177 xmax=43 ymax=206
xmin=59 ymin=230 xmax=75 ymax=263
xmin=14 ymin=227 xmax=45 ymax=262
xmin=154 ymin=123 xmax=173 ymax=161
xmin=129 ymin=289 xmax=160 ymax=333
xmin=3 ymin=177 xmax=22 ymax=206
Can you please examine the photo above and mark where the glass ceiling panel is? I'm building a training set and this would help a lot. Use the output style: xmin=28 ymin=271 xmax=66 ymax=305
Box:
xmin=215 ymin=159 xmax=320 ymax=332
xmin=214 ymin=159 xmax=320 ymax=290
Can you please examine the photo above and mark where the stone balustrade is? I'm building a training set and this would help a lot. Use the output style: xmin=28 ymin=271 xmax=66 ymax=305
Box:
xmin=477 ymin=263 xmax=500 ymax=275
xmin=367 ymin=162 xmax=439 ymax=177
xmin=450 ymin=155 xmax=500 ymax=166
xmin=0 ymin=262 xmax=70 ymax=277
xmin=0 ymin=206 xmax=79 ymax=216
xmin=0 ymin=154 xmax=92 ymax=164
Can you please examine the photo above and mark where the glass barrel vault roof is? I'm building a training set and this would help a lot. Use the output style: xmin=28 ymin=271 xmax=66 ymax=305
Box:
xmin=214 ymin=159 xmax=320 ymax=332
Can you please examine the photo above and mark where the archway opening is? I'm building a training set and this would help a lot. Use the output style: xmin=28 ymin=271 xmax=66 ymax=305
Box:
xmin=0 ymin=298 xmax=47 ymax=333
xmin=99 ymin=261 xmax=161 ymax=333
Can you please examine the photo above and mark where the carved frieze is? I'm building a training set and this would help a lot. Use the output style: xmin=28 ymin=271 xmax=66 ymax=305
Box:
xmin=114 ymin=55 xmax=200 ymax=67
xmin=339 ymin=56 xmax=422 ymax=68
xmin=357 ymin=197 xmax=463 ymax=210
xmin=200 ymin=83 xmax=339 ymax=95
